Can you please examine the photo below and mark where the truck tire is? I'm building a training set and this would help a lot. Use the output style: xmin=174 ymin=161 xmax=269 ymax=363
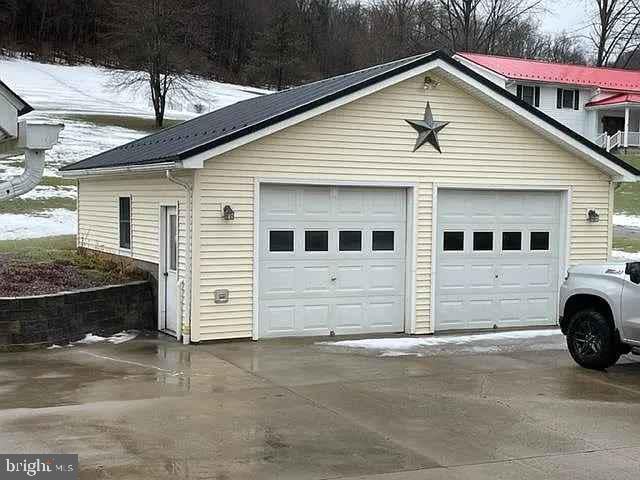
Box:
xmin=567 ymin=309 xmax=620 ymax=370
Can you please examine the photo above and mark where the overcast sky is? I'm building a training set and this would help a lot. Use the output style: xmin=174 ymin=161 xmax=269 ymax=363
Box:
xmin=539 ymin=0 xmax=591 ymax=35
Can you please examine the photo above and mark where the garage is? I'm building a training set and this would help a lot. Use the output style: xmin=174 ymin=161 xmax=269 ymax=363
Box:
xmin=258 ymin=184 xmax=407 ymax=337
xmin=435 ymin=189 xmax=565 ymax=331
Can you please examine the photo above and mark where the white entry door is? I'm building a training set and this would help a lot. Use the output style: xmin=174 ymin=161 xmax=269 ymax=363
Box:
xmin=259 ymin=185 xmax=407 ymax=338
xmin=161 ymin=206 xmax=179 ymax=336
xmin=435 ymin=189 xmax=563 ymax=331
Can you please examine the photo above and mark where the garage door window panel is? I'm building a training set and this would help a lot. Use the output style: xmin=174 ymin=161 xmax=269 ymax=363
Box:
xmin=443 ymin=231 xmax=464 ymax=252
xmin=269 ymin=230 xmax=294 ymax=252
xmin=372 ymin=231 xmax=395 ymax=251
xmin=305 ymin=230 xmax=329 ymax=252
xmin=502 ymin=232 xmax=522 ymax=251
xmin=530 ymin=231 xmax=550 ymax=251
xmin=339 ymin=231 xmax=362 ymax=252
xmin=473 ymin=232 xmax=493 ymax=252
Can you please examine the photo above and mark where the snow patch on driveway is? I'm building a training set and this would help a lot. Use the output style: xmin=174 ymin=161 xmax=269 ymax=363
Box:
xmin=71 ymin=331 xmax=139 ymax=346
xmin=318 ymin=329 xmax=565 ymax=357
xmin=612 ymin=250 xmax=640 ymax=262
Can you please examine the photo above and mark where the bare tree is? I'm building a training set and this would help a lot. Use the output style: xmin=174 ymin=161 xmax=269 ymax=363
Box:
xmin=588 ymin=0 xmax=640 ymax=66
xmin=104 ymin=0 xmax=201 ymax=127
xmin=435 ymin=0 xmax=543 ymax=53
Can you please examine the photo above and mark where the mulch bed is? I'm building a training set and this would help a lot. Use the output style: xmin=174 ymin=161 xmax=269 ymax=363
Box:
xmin=0 ymin=258 xmax=107 ymax=297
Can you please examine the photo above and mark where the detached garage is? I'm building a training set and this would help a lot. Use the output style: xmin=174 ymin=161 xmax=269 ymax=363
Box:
xmin=60 ymin=50 xmax=639 ymax=342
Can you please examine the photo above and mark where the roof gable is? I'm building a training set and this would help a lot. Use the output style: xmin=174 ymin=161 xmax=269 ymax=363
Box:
xmin=0 ymin=79 xmax=33 ymax=117
xmin=459 ymin=52 xmax=640 ymax=93
xmin=60 ymin=50 xmax=639 ymax=180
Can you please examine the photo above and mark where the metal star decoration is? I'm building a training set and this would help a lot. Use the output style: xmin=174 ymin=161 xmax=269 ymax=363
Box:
xmin=405 ymin=102 xmax=449 ymax=153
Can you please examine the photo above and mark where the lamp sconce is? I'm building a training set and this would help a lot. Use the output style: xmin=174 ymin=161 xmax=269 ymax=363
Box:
xmin=587 ymin=209 xmax=600 ymax=223
xmin=222 ymin=204 xmax=235 ymax=221
xmin=424 ymin=75 xmax=440 ymax=90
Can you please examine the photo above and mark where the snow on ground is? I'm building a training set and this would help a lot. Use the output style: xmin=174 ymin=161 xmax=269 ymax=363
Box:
xmin=0 ymin=57 xmax=266 ymax=119
xmin=72 ymin=331 xmax=139 ymax=346
xmin=0 ymin=209 xmax=76 ymax=240
xmin=0 ymin=56 xmax=267 ymax=239
xmin=614 ymin=214 xmax=640 ymax=230
xmin=318 ymin=329 xmax=565 ymax=357
xmin=612 ymin=250 xmax=640 ymax=262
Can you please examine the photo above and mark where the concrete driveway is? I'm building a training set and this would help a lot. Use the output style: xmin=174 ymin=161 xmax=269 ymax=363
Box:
xmin=2 ymin=331 xmax=640 ymax=479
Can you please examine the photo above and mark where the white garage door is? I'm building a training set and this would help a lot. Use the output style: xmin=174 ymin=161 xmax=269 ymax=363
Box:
xmin=436 ymin=189 xmax=563 ymax=331
xmin=259 ymin=185 xmax=406 ymax=338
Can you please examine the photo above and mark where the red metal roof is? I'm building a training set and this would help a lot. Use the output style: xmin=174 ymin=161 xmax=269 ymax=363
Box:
xmin=586 ymin=92 xmax=640 ymax=107
xmin=458 ymin=52 xmax=640 ymax=93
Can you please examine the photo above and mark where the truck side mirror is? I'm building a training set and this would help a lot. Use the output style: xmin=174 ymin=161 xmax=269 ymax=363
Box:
xmin=626 ymin=262 xmax=640 ymax=285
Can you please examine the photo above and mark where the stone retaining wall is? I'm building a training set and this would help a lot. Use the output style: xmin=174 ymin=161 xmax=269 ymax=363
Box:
xmin=0 ymin=281 xmax=155 ymax=351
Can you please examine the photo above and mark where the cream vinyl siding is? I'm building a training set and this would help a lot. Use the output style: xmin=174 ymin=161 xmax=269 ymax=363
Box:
xmin=77 ymin=174 xmax=189 ymax=273
xmin=192 ymin=72 xmax=612 ymax=341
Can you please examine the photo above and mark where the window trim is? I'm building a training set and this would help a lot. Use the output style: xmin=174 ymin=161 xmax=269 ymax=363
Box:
xmin=118 ymin=195 xmax=132 ymax=252
xmin=304 ymin=230 xmax=329 ymax=253
xmin=472 ymin=231 xmax=494 ymax=252
xmin=268 ymin=229 xmax=295 ymax=253
xmin=372 ymin=230 xmax=396 ymax=252
xmin=516 ymin=84 xmax=540 ymax=108
xmin=338 ymin=230 xmax=362 ymax=252
xmin=530 ymin=231 xmax=551 ymax=252
xmin=556 ymin=88 xmax=580 ymax=110
xmin=443 ymin=230 xmax=465 ymax=252
xmin=501 ymin=231 xmax=523 ymax=252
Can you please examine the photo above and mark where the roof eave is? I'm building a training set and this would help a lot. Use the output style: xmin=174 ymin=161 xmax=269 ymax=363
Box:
xmin=0 ymin=80 xmax=34 ymax=117
xmin=59 ymin=160 xmax=180 ymax=178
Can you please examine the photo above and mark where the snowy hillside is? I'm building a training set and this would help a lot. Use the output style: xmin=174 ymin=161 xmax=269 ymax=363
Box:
xmin=0 ymin=57 xmax=267 ymax=239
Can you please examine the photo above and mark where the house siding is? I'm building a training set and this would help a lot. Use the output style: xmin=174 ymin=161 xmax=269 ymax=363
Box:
xmin=77 ymin=174 xmax=191 ymax=326
xmin=192 ymin=72 xmax=612 ymax=341
xmin=505 ymin=83 xmax=597 ymax=139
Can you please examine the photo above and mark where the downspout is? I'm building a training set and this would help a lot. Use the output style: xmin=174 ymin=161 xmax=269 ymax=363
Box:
xmin=0 ymin=122 xmax=63 ymax=200
xmin=0 ymin=148 xmax=45 ymax=199
xmin=166 ymin=170 xmax=193 ymax=345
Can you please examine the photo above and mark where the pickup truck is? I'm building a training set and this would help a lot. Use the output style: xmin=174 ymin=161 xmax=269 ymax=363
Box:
xmin=560 ymin=261 xmax=640 ymax=369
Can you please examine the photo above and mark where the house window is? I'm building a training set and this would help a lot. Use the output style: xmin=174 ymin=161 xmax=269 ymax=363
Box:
xmin=119 ymin=197 xmax=131 ymax=250
xmin=516 ymin=85 xmax=540 ymax=107
xmin=557 ymin=88 xmax=580 ymax=110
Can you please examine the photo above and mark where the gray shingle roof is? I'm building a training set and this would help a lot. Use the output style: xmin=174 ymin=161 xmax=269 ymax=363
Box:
xmin=0 ymin=79 xmax=33 ymax=117
xmin=61 ymin=52 xmax=435 ymax=171
xmin=61 ymin=49 xmax=640 ymax=177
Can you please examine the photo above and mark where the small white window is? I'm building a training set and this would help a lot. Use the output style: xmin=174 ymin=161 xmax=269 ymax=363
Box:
xmin=119 ymin=197 xmax=131 ymax=250
xmin=516 ymin=85 xmax=540 ymax=107
xmin=557 ymin=88 xmax=579 ymax=110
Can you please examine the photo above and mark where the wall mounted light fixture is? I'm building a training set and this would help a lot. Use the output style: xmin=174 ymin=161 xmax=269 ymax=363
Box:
xmin=587 ymin=209 xmax=600 ymax=223
xmin=223 ymin=205 xmax=235 ymax=221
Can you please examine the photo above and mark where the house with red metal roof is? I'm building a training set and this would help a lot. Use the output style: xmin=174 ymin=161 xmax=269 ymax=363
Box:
xmin=456 ymin=52 xmax=640 ymax=151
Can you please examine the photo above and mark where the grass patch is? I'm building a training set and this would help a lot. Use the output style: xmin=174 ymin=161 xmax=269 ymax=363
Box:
xmin=58 ymin=113 xmax=183 ymax=133
xmin=0 ymin=197 xmax=76 ymax=214
xmin=0 ymin=235 xmax=77 ymax=262
xmin=39 ymin=176 xmax=76 ymax=187
xmin=615 ymin=152 xmax=640 ymax=217
xmin=613 ymin=234 xmax=640 ymax=253
xmin=0 ymin=235 xmax=146 ymax=296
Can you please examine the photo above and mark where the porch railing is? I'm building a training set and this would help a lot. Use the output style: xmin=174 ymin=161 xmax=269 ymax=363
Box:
xmin=596 ymin=130 xmax=640 ymax=152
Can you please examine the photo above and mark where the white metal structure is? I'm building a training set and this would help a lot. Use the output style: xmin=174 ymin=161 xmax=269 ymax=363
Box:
xmin=0 ymin=122 xmax=63 ymax=200
xmin=435 ymin=189 xmax=563 ymax=331
xmin=258 ymin=184 xmax=407 ymax=337
xmin=160 ymin=205 xmax=179 ymax=336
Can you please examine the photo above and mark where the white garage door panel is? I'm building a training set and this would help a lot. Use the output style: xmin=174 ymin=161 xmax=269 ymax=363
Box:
xmin=436 ymin=189 xmax=562 ymax=331
xmin=259 ymin=185 xmax=407 ymax=338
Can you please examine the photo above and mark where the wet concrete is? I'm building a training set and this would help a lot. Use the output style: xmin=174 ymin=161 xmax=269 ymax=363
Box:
xmin=2 ymin=333 xmax=640 ymax=479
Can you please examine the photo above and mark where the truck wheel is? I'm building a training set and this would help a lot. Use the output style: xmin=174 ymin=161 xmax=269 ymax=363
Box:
xmin=567 ymin=309 xmax=620 ymax=370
